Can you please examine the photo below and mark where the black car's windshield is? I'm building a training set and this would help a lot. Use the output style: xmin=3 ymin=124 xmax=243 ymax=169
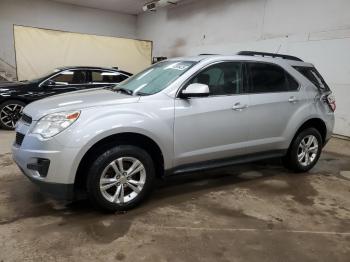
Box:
xmin=114 ymin=60 xmax=196 ymax=96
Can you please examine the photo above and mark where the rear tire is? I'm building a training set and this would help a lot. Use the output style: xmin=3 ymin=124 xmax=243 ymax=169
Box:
xmin=0 ymin=100 xmax=26 ymax=130
xmin=86 ymin=145 xmax=155 ymax=212
xmin=283 ymin=128 xmax=322 ymax=173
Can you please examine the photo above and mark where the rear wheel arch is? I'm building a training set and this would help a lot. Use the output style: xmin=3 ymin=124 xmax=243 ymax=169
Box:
xmin=292 ymin=118 xmax=327 ymax=146
xmin=74 ymin=132 xmax=165 ymax=191
xmin=283 ymin=127 xmax=322 ymax=172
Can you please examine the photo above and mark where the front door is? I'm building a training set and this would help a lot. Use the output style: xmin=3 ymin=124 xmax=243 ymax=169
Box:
xmin=174 ymin=61 xmax=250 ymax=167
xmin=43 ymin=69 xmax=89 ymax=96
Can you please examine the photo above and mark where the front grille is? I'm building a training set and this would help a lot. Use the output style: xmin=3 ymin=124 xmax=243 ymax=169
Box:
xmin=21 ymin=114 xmax=32 ymax=125
xmin=15 ymin=132 xmax=25 ymax=146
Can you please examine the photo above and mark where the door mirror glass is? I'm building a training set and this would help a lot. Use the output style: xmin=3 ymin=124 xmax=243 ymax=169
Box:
xmin=181 ymin=83 xmax=210 ymax=98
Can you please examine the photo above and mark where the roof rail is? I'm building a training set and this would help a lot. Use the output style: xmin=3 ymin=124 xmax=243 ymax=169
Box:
xmin=237 ymin=51 xmax=303 ymax=62
xmin=198 ymin=53 xmax=219 ymax=56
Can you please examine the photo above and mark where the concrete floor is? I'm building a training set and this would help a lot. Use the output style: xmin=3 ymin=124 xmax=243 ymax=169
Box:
xmin=0 ymin=130 xmax=349 ymax=262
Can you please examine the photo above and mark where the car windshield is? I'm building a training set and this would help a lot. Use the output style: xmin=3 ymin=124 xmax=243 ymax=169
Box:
xmin=114 ymin=60 xmax=196 ymax=95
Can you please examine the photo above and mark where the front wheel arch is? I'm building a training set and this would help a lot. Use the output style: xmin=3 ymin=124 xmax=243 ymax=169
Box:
xmin=74 ymin=132 xmax=164 ymax=192
xmin=86 ymin=144 xmax=156 ymax=211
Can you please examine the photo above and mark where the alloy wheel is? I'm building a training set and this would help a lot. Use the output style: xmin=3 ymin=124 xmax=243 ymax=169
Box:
xmin=99 ymin=157 xmax=146 ymax=204
xmin=297 ymin=135 xmax=319 ymax=167
xmin=0 ymin=104 xmax=24 ymax=129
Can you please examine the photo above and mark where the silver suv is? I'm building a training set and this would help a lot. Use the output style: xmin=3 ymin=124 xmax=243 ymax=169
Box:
xmin=12 ymin=51 xmax=335 ymax=211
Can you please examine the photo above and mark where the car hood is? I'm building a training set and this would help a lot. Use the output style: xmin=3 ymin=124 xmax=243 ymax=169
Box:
xmin=0 ymin=81 xmax=30 ymax=90
xmin=23 ymin=88 xmax=140 ymax=120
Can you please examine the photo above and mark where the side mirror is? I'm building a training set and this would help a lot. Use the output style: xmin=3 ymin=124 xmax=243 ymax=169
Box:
xmin=43 ymin=79 xmax=56 ymax=87
xmin=180 ymin=83 xmax=210 ymax=98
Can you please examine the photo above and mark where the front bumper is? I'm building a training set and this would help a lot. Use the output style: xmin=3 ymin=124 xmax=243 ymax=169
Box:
xmin=17 ymin=164 xmax=74 ymax=200
xmin=12 ymin=121 xmax=81 ymax=200
xmin=12 ymin=144 xmax=77 ymax=200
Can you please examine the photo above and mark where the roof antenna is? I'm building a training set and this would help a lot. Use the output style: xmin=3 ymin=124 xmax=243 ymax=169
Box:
xmin=275 ymin=44 xmax=282 ymax=54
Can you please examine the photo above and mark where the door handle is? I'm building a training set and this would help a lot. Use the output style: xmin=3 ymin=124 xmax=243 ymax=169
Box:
xmin=232 ymin=102 xmax=248 ymax=111
xmin=288 ymin=96 xmax=299 ymax=103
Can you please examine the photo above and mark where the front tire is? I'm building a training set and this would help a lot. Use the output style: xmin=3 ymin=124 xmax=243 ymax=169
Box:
xmin=86 ymin=145 xmax=155 ymax=212
xmin=0 ymin=100 xmax=26 ymax=130
xmin=283 ymin=128 xmax=322 ymax=173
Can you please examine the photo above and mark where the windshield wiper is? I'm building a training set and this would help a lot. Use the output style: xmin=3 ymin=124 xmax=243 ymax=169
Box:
xmin=114 ymin=87 xmax=133 ymax=96
xmin=135 ymin=91 xmax=150 ymax=96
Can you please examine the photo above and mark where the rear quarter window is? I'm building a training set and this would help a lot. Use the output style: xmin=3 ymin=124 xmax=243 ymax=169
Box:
xmin=293 ymin=66 xmax=330 ymax=92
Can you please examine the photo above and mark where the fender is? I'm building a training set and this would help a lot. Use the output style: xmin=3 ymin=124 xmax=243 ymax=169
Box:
xmin=53 ymin=101 xmax=174 ymax=183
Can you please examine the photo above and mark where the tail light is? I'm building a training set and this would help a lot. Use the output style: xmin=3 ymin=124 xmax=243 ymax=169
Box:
xmin=326 ymin=93 xmax=336 ymax=112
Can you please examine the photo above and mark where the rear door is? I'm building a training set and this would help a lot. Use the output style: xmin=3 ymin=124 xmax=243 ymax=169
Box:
xmin=244 ymin=62 xmax=302 ymax=152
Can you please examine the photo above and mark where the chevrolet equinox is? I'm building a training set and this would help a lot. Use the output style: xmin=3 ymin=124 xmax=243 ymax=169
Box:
xmin=13 ymin=51 xmax=335 ymax=211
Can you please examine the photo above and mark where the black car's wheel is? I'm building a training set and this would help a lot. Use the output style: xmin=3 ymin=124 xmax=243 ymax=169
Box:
xmin=0 ymin=100 xmax=26 ymax=130
xmin=87 ymin=145 xmax=155 ymax=212
xmin=283 ymin=128 xmax=322 ymax=172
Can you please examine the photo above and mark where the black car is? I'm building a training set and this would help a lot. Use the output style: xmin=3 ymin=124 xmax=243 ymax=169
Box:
xmin=0 ymin=66 xmax=132 ymax=130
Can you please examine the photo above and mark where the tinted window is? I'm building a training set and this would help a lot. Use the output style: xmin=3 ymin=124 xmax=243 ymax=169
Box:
xmin=51 ymin=70 xmax=87 ymax=84
xmin=286 ymin=73 xmax=299 ymax=91
xmin=188 ymin=62 xmax=243 ymax=95
xmin=248 ymin=63 xmax=298 ymax=93
xmin=92 ymin=71 xmax=128 ymax=83
xmin=293 ymin=66 xmax=330 ymax=91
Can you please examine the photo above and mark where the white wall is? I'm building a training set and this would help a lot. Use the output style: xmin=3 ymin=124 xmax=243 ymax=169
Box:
xmin=0 ymin=0 xmax=349 ymax=136
xmin=137 ymin=0 xmax=350 ymax=137
xmin=0 ymin=0 xmax=137 ymax=68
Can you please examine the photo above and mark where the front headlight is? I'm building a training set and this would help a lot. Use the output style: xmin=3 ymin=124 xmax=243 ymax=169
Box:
xmin=31 ymin=110 xmax=80 ymax=138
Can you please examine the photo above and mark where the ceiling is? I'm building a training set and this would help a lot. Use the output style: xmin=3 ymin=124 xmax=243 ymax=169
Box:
xmin=52 ymin=0 xmax=150 ymax=15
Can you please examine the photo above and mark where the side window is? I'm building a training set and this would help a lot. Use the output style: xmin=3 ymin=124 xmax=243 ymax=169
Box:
xmin=293 ymin=66 xmax=330 ymax=91
xmin=286 ymin=73 xmax=299 ymax=91
xmin=247 ymin=63 xmax=298 ymax=93
xmin=92 ymin=71 xmax=129 ymax=83
xmin=113 ymin=74 xmax=129 ymax=83
xmin=51 ymin=70 xmax=87 ymax=85
xmin=91 ymin=71 xmax=104 ymax=82
xmin=188 ymin=62 xmax=243 ymax=96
